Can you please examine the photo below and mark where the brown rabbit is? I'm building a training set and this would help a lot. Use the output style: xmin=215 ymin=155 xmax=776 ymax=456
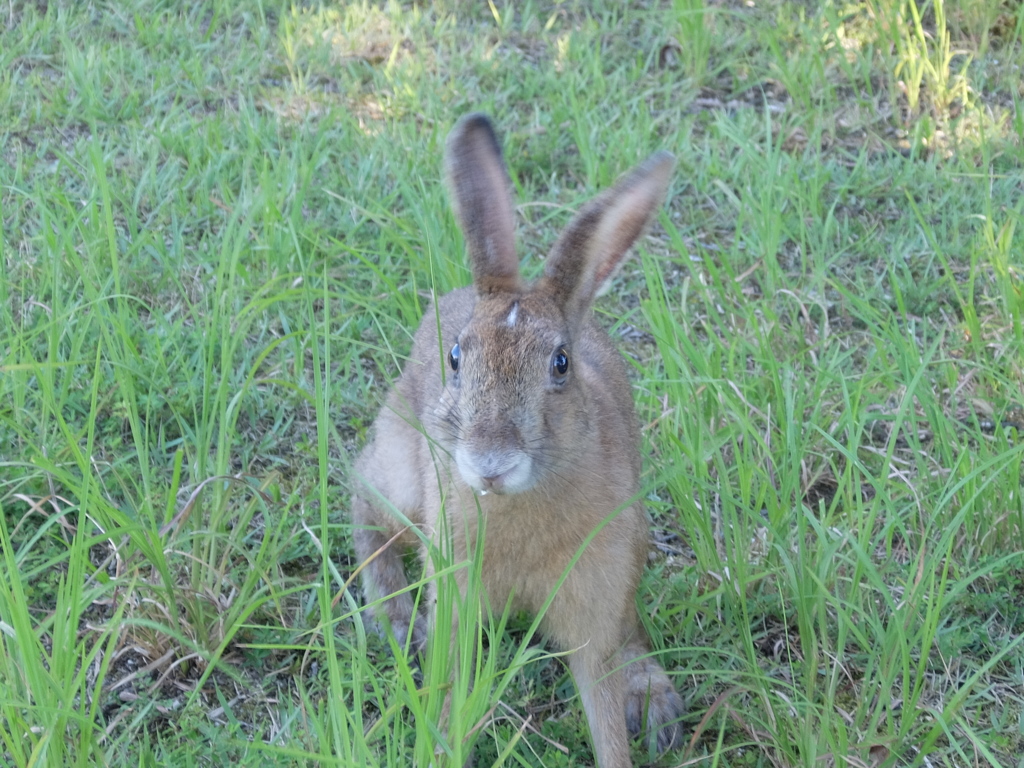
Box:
xmin=351 ymin=113 xmax=682 ymax=767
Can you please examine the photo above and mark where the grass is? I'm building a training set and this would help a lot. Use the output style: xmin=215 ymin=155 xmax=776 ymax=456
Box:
xmin=2 ymin=0 xmax=1024 ymax=765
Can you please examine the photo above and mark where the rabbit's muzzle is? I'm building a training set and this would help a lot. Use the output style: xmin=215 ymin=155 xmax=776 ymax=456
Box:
xmin=454 ymin=443 xmax=535 ymax=495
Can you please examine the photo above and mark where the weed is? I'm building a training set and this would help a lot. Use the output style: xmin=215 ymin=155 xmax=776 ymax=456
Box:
xmin=2 ymin=0 xmax=1023 ymax=766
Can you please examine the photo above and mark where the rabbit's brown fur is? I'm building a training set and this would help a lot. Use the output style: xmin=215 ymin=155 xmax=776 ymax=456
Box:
xmin=351 ymin=114 xmax=682 ymax=768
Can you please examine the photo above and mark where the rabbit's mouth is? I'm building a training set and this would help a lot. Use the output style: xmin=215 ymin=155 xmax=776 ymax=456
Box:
xmin=454 ymin=447 xmax=535 ymax=495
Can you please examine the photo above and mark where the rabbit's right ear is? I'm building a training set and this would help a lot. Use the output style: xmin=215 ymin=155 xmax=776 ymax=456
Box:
xmin=445 ymin=114 xmax=522 ymax=295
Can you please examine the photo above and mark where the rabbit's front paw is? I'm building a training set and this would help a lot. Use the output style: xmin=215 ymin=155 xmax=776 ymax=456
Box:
xmin=382 ymin=613 xmax=427 ymax=657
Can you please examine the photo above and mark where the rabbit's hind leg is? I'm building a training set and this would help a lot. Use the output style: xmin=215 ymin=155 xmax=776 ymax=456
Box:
xmin=621 ymin=630 xmax=685 ymax=753
xmin=351 ymin=411 xmax=429 ymax=653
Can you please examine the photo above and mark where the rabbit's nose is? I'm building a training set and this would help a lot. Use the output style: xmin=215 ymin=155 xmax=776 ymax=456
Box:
xmin=455 ymin=445 xmax=535 ymax=495
xmin=480 ymin=473 xmax=507 ymax=493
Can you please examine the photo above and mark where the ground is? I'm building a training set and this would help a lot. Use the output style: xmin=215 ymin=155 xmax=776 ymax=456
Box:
xmin=2 ymin=0 xmax=1024 ymax=766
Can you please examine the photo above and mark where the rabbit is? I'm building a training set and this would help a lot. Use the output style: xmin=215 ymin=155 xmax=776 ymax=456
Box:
xmin=350 ymin=113 xmax=683 ymax=768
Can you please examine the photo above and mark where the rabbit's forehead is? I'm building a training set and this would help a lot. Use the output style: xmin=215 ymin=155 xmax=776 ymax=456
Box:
xmin=462 ymin=295 xmax=566 ymax=349
xmin=496 ymin=293 xmax=562 ymax=322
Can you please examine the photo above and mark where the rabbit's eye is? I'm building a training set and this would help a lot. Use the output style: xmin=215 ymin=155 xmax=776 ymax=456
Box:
xmin=448 ymin=343 xmax=461 ymax=372
xmin=550 ymin=347 xmax=569 ymax=384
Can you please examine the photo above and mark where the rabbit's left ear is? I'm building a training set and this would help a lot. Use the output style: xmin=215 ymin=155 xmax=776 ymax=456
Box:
xmin=541 ymin=151 xmax=674 ymax=328
xmin=445 ymin=113 xmax=522 ymax=295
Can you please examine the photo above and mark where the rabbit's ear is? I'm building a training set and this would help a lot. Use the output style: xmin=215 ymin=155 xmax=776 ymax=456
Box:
xmin=445 ymin=114 xmax=522 ymax=295
xmin=541 ymin=151 xmax=674 ymax=327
